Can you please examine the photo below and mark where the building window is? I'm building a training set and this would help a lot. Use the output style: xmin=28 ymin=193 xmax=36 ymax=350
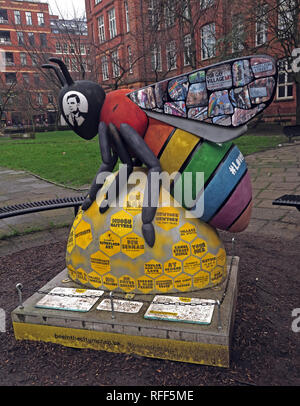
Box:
xmin=256 ymin=4 xmax=268 ymax=46
xmin=37 ymin=93 xmax=43 ymax=105
xmin=20 ymin=52 xmax=27 ymax=66
xmin=80 ymin=44 xmax=86 ymax=55
xmin=111 ymin=49 xmax=120 ymax=77
xmin=25 ymin=12 xmax=32 ymax=26
xmin=5 ymin=52 xmax=14 ymax=66
xmin=98 ymin=15 xmax=105 ymax=43
xmin=151 ymin=44 xmax=162 ymax=72
xmin=108 ymin=8 xmax=117 ymax=39
xmin=201 ymin=23 xmax=216 ymax=60
xmin=95 ymin=0 xmax=102 ymax=4
xmin=34 ymin=74 xmax=40 ymax=86
xmin=0 ymin=9 xmax=8 ymax=24
xmin=101 ymin=55 xmax=109 ymax=81
xmin=69 ymin=44 xmax=75 ymax=54
xmin=148 ymin=0 xmax=160 ymax=29
xmin=200 ymin=0 xmax=214 ymax=9
xmin=22 ymin=73 xmax=29 ymax=85
xmin=164 ymin=0 xmax=175 ymax=27
xmin=56 ymin=42 xmax=61 ymax=53
xmin=278 ymin=0 xmax=296 ymax=38
xmin=184 ymin=34 xmax=192 ymax=66
xmin=40 ymin=33 xmax=47 ymax=48
xmin=63 ymin=43 xmax=68 ymax=54
xmin=14 ymin=10 xmax=21 ymax=25
xmin=232 ymin=14 xmax=244 ymax=52
xmin=124 ymin=0 xmax=130 ymax=32
xmin=28 ymin=32 xmax=35 ymax=46
xmin=5 ymin=73 xmax=17 ymax=85
xmin=277 ymin=60 xmax=294 ymax=100
xmin=128 ymin=45 xmax=133 ymax=73
xmin=166 ymin=41 xmax=177 ymax=70
xmin=37 ymin=13 xmax=45 ymax=26
xmin=17 ymin=31 xmax=24 ymax=45
xmin=31 ymin=54 xmax=38 ymax=66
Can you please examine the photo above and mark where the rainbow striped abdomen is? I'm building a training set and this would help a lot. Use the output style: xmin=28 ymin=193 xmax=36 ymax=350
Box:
xmin=144 ymin=117 xmax=252 ymax=232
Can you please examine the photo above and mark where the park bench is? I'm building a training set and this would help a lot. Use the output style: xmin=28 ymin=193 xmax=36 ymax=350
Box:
xmin=0 ymin=196 xmax=85 ymax=220
xmin=283 ymin=125 xmax=300 ymax=143
xmin=272 ymin=194 xmax=300 ymax=211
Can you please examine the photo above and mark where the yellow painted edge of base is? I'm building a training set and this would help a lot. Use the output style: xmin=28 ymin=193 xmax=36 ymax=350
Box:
xmin=13 ymin=322 xmax=229 ymax=368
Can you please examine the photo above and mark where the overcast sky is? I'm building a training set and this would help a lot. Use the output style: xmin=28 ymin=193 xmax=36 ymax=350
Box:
xmin=42 ymin=0 xmax=86 ymax=19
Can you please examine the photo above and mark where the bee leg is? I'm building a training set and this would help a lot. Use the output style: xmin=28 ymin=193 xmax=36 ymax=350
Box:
xmin=82 ymin=122 xmax=117 ymax=211
xmin=119 ymin=123 xmax=162 ymax=248
xmin=99 ymin=123 xmax=133 ymax=214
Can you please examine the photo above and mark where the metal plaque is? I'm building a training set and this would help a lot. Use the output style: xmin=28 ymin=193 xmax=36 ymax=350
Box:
xmin=35 ymin=287 xmax=104 ymax=312
xmin=97 ymin=298 xmax=143 ymax=314
xmin=144 ymin=295 xmax=215 ymax=324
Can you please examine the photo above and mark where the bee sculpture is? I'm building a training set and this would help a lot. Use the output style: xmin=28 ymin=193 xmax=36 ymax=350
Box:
xmin=43 ymin=55 xmax=277 ymax=248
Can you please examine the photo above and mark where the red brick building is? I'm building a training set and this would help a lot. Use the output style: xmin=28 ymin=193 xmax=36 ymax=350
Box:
xmin=0 ymin=0 xmax=89 ymax=126
xmin=85 ymin=0 xmax=298 ymax=125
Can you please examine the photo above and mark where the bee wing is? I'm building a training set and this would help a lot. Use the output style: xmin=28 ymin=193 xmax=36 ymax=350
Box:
xmin=127 ymin=55 xmax=277 ymax=143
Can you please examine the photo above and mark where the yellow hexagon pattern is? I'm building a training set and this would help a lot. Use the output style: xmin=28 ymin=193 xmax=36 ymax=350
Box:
xmin=172 ymin=241 xmax=190 ymax=260
xmin=121 ymin=233 xmax=145 ymax=259
xmin=144 ymin=260 xmax=163 ymax=278
xmin=99 ymin=231 xmax=120 ymax=257
xmin=119 ymin=275 xmax=136 ymax=292
xmin=155 ymin=207 xmax=180 ymax=231
xmin=110 ymin=210 xmax=133 ymax=237
xmin=75 ymin=220 xmax=93 ymax=250
xmin=123 ymin=191 xmax=143 ymax=216
xmin=137 ymin=276 xmax=154 ymax=294
xmin=179 ymin=223 xmax=198 ymax=242
xmin=164 ymin=259 xmax=182 ymax=277
xmin=90 ymin=250 xmax=110 ymax=275
xmin=191 ymin=238 xmax=208 ymax=258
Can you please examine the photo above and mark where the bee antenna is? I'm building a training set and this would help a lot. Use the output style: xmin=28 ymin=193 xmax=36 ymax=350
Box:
xmin=48 ymin=57 xmax=74 ymax=86
xmin=42 ymin=64 xmax=66 ymax=86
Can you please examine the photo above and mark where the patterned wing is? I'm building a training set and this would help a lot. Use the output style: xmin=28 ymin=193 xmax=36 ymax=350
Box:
xmin=127 ymin=55 xmax=277 ymax=142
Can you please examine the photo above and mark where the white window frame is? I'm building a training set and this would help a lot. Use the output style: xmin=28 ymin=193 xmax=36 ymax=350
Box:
xmin=184 ymin=34 xmax=192 ymax=66
xmin=20 ymin=52 xmax=27 ymax=66
xmin=56 ymin=42 xmax=61 ymax=54
xmin=14 ymin=10 xmax=21 ymax=25
xmin=98 ymin=15 xmax=105 ymax=43
xmin=25 ymin=12 xmax=32 ymax=26
xmin=128 ymin=45 xmax=133 ymax=73
xmin=232 ymin=14 xmax=244 ymax=53
xmin=151 ymin=44 xmax=162 ymax=72
xmin=108 ymin=8 xmax=117 ymax=39
xmin=124 ymin=0 xmax=130 ymax=32
xmin=278 ymin=0 xmax=296 ymax=37
xmin=277 ymin=59 xmax=294 ymax=100
xmin=37 ymin=12 xmax=45 ymax=26
xmin=111 ymin=49 xmax=120 ymax=77
xmin=166 ymin=41 xmax=177 ymax=70
xmin=101 ymin=55 xmax=109 ymax=81
xmin=256 ymin=4 xmax=268 ymax=46
xmin=201 ymin=23 xmax=216 ymax=60
xmin=200 ymin=0 xmax=214 ymax=9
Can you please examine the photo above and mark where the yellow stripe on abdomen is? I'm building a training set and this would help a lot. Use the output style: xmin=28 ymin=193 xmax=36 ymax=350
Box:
xmin=159 ymin=129 xmax=200 ymax=174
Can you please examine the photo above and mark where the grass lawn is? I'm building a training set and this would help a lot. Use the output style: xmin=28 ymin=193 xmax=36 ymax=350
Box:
xmin=0 ymin=130 xmax=287 ymax=188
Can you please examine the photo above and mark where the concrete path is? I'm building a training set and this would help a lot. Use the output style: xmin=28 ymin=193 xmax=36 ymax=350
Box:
xmin=0 ymin=140 xmax=299 ymax=257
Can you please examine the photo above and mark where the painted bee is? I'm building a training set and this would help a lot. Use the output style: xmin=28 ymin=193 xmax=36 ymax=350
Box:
xmin=43 ymin=55 xmax=277 ymax=247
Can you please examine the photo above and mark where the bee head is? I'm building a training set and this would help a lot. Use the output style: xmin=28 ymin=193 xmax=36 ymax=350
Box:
xmin=42 ymin=58 xmax=105 ymax=140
